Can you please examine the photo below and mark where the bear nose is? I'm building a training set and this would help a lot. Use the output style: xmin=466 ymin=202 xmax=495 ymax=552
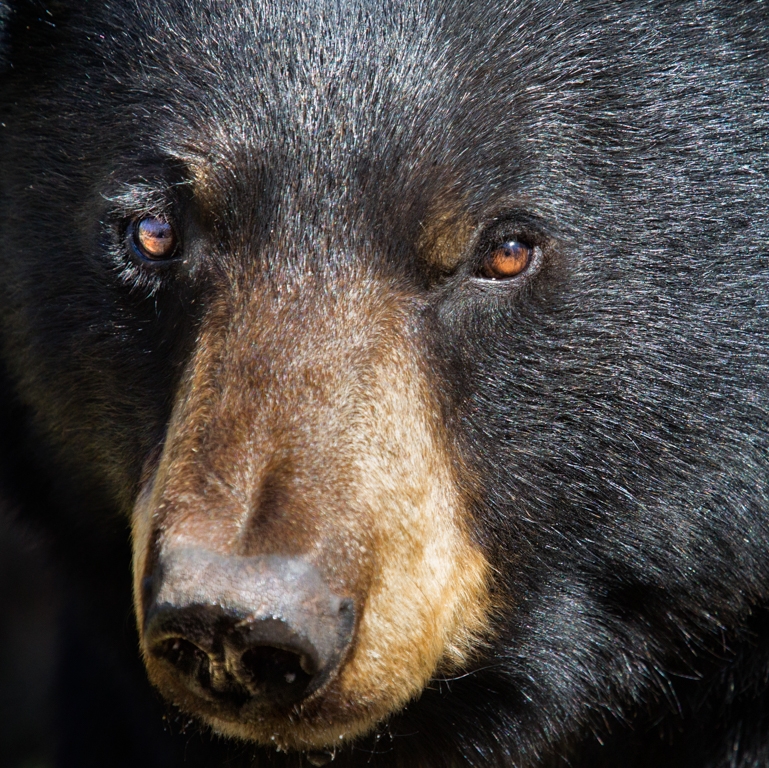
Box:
xmin=143 ymin=550 xmax=355 ymax=709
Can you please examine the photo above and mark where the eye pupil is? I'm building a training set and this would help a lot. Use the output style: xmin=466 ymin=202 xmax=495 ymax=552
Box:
xmin=481 ymin=240 xmax=532 ymax=279
xmin=133 ymin=217 xmax=177 ymax=260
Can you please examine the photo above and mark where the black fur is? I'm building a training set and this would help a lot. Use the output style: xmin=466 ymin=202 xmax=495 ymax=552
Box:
xmin=1 ymin=1 xmax=769 ymax=766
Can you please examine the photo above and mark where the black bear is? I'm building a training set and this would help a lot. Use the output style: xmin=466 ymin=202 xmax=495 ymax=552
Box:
xmin=1 ymin=1 xmax=769 ymax=766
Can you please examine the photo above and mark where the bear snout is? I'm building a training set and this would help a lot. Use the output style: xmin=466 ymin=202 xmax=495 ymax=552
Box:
xmin=130 ymin=274 xmax=492 ymax=750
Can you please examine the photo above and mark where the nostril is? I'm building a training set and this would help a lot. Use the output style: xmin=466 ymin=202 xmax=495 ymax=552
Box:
xmin=151 ymin=636 xmax=210 ymax=681
xmin=149 ymin=630 xmax=251 ymax=705
xmin=239 ymin=645 xmax=314 ymax=703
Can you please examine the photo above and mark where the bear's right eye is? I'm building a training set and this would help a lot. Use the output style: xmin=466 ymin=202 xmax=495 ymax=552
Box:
xmin=127 ymin=216 xmax=178 ymax=262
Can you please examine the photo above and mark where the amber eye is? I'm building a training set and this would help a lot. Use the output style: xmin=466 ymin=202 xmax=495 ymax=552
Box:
xmin=479 ymin=240 xmax=533 ymax=279
xmin=129 ymin=216 xmax=177 ymax=261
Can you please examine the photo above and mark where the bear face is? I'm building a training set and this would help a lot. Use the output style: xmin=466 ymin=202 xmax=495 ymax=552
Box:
xmin=1 ymin=1 xmax=769 ymax=766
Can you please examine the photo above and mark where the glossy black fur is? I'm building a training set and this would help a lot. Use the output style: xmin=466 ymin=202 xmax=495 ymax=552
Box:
xmin=1 ymin=1 xmax=769 ymax=766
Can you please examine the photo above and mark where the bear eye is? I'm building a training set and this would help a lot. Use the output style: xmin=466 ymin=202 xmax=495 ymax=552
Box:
xmin=128 ymin=216 xmax=178 ymax=262
xmin=478 ymin=240 xmax=533 ymax=280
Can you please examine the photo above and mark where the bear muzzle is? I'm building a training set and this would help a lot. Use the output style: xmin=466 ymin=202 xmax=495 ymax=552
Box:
xmin=131 ymin=273 xmax=492 ymax=750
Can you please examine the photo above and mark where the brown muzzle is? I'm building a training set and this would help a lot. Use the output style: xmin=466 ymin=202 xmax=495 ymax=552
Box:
xmin=131 ymin=270 xmax=491 ymax=750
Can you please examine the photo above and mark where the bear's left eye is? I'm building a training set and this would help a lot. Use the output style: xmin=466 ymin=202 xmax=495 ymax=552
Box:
xmin=478 ymin=240 xmax=533 ymax=280
xmin=127 ymin=216 xmax=178 ymax=262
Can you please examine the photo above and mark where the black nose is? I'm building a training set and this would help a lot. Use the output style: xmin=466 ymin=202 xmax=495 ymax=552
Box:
xmin=143 ymin=550 xmax=355 ymax=709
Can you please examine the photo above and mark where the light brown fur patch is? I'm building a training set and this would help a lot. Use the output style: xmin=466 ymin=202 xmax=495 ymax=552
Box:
xmin=418 ymin=200 xmax=475 ymax=272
